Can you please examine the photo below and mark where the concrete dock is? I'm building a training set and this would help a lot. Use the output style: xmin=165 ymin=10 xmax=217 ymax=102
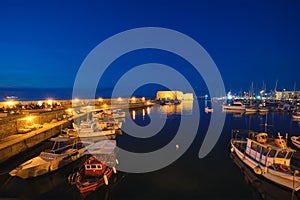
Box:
xmin=0 ymin=98 xmax=153 ymax=164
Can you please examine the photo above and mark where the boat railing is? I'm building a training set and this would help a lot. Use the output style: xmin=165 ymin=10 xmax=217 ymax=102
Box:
xmin=40 ymin=151 xmax=61 ymax=160
xmin=231 ymin=129 xmax=256 ymax=140
xmin=45 ymin=143 xmax=77 ymax=155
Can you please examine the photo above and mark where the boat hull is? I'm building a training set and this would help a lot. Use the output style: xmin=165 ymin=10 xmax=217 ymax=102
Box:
xmin=78 ymin=129 xmax=115 ymax=138
xmin=231 ymin=139 xmax=300 ymax=191
xmin=291 ymin=136 xmax=300 ymax=149
xmin=10 ymin=142 xmax=93 ymax=179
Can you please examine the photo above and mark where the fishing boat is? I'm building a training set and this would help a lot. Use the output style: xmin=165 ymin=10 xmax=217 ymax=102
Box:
xmin=223 ymin=101 xmax=245 ymax=111
xmin=259 ymin=107 xmax=269 ymax=114
xmin=9 ymin=137 xmax=93 ymax=179
xmin=74 ymin=121 xmax=115 ymax=138
xmin=230 ymin=152 xmax=297 ymax=200
xmin=230 ymin=130 xmax=300 ymax=191
xmin=69 ymin=140 xmax=117 ymax=194
xmin=112 ymin=109 xmax=126 ymax=118
xmin=291 ymin=136 xmax=300 ymax=149
xmin=97 ymin=118 xmax=122 ymax=130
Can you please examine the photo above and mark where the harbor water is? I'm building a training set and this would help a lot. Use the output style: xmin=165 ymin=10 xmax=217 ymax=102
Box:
xmin=1 ymin=100 xmax=300 ymax=199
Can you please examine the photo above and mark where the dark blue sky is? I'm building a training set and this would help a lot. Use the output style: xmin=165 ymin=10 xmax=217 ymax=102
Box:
xmin=1 ymin=0 xmax=300 ymax=97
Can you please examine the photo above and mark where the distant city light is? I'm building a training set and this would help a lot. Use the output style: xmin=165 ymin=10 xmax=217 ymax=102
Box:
xmin=6 ymin=100 xmax=15 ymax=107
xmin=227 ymin=95 xmax=233 ymax=100
xmin=47 ymin=99 xmax=53 ymax=105
xmin=27 ymin=115 xmax=33 ymax=122
xmin=37 ymin=101 xmax=43 ymax=107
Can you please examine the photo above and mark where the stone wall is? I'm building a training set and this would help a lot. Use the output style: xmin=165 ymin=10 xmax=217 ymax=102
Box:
xmin=0 ymin=98 xmax=149 ymax=140
xmin=0 ymin=110 xmax=67 ymax=140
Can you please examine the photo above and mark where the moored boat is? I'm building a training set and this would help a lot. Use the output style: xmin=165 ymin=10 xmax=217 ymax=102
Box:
xmin=73 ymin=121 xmax=116 ymax=138
xmin=69 ymin=140 xmax=117 ymax=194
xmin=245 ymin=107 xmax=258 ymax=113
xmin=291 ymin=136 xmax=300 ymax=149
xmin=292 ymin=113 xmax=300 ymax=120
xmin=9 ymin=137 xmax=93 ymax=179
xmin=230 ymin=130 xmax=300 ymax=191
xmin=223 ymin=101 xmax=245 ymax=111
xmin=204 ymin=107 xmax=213 ymax=113
xmin=97 ymin=118 xmax=122 ymax=130
xmin=112 ymin=109 xmax=126 ymax=118
xmin=259 ymin=107 xmax=269 ymax=114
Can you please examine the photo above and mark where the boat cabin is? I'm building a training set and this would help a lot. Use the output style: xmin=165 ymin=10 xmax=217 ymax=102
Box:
xmin=84 ymin=157 xmax=106 ymax=177
xmin=245 ymin=133 xmax=295 ymax=167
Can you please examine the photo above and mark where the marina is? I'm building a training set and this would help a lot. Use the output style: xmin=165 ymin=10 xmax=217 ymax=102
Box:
xmin=0 ymin=98 xmax=300 ymax=199
xmin=1 ymin=1 xmax=300 ymax=199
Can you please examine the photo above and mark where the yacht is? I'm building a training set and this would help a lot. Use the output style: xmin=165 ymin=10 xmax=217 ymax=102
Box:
xmin=9 ymin=137 xmax=93 ymax=179
xmin=223 ymin=101 xmax=245 ymax=111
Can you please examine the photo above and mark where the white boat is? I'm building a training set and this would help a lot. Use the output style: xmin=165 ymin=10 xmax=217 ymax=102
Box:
xmin=291 ymin=136 xmax=300 ymax=149
xmin=292 ymin=114 xmax=300 ymax=120
xmin=223 ymin=101 xmax=245 ymax=111
xmin=97 ymin=118 xmax=122 ymax=130
xmin=230 ymin=152 xmax=295 ymax=200
xmin=231 ymin=130 xmax=300 ymax=191
xmin=112 ymin=109 xmax=125 ymax=118
xmin=74 ymin=121 xmax=115 ymax=138
xmin=9 ymin=137 xmax=93 ymax=179
xmin=245 ymin=107 xmax=258 ymax=113
xmin=204 ymin=107 xmax=213 ymax=113
xmin=259 ymin=107 xmax=269 ymax=113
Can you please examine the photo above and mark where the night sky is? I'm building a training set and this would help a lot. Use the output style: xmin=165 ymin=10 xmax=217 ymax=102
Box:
xmin=0 ymin=0 xmax=300 ymax=98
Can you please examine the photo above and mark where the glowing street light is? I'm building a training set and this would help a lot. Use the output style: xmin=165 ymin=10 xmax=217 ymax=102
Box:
xmin=6 ymin=100 xmax=15 ymax=108
xmin=131 ymin=97 xmax=136 ymax=103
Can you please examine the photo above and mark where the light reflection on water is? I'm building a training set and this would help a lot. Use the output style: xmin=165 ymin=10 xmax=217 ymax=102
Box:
xmin=0 ymin=100 xmax=300 ymax=199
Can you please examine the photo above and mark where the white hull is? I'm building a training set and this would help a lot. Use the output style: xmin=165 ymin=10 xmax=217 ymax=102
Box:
xmin=78 ymin=129 xmax=115 ymax=138
xmin=204 ymin=107 xmax=213 ymax=113
xmin=223 ymin=106 xmax=245 ymax=111
xmin=245 ymin=108 xmax=258 ymax=113
xmin=292 ymin=115 xmax=300 ymax=120
xmin=291 ymin=136 xmax=300 ymax=149
xmin=231 ymin=140 xmax=300 ymax=191
xmin=112 ymin=113 xmax=126 ymax=118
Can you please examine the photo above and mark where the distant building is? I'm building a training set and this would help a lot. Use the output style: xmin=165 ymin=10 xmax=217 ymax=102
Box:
xmin=275 ymin=91 xmax=300 ymax=100
xmin=156 ymin=91 xmax=194 ymax=101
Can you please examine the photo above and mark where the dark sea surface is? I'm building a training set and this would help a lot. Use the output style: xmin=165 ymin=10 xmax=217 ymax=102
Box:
xmin=1 ymin=100 xmax=300 ymax=199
